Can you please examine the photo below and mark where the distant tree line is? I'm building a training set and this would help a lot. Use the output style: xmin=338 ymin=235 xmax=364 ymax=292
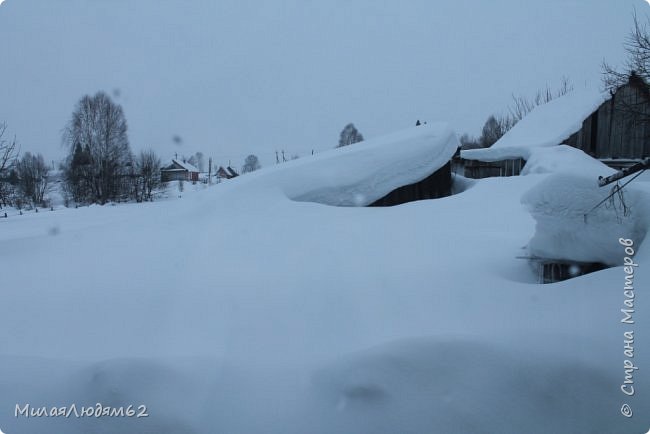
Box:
xmin=0 ymin=122 xmax=52 ymax=211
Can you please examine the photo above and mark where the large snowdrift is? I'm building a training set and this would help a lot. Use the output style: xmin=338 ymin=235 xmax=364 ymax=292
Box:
xmin=311 ymin=337 xmax=625 ymax=434
xmin=1 ymin=125 xmax=649 ymax=434
xmin=522 ymin=172 xmax=649 ymax=265
xmin=521 ymin=146 xmax=649 ymax=264
xmin=461 ymin=87 xmax=608 ymax=162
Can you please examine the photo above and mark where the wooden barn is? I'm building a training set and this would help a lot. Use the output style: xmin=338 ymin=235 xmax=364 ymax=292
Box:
xmin=460 ymin=73 xmax=650 ymax=178
xmin=369 ymin=161 xmax=452 ymax=206
xmin=564 ymin=73 xmax=650 ymax=168
xmin=161 ymin=159 xmax=200 ymax=182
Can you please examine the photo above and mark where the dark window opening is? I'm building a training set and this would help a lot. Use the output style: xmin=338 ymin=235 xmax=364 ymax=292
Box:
xmin=539 ymin=260 xmax=607 ymax=284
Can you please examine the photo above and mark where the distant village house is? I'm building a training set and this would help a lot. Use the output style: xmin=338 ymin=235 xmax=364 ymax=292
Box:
xmin=161 ymin=159 xmax=200 ymax=182
xmin=215 ymin=166 xmax=239 ymax=182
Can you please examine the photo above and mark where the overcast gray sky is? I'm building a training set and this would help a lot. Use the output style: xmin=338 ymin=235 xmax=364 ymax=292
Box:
xmin=0 ymin=0 xmax=644 ymax=167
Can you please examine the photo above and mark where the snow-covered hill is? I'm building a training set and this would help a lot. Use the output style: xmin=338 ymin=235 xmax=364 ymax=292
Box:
xmin=0 ymin=126 xmax=648 ymax=433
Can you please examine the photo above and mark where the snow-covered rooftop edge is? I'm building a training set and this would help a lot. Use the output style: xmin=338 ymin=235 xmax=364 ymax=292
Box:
xmin=172 ymin=159 xmax=200 ymax=172
xmin=461 ymin=87 xmax=609 ymax=162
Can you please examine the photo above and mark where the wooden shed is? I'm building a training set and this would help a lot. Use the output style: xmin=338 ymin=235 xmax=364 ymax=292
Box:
xmin=460 ymin=74 xmax=650 ymax=178
xmin=564 ymin=73 xmax=650 ymax=168
xmin=161 ymin=159 xmax=200 ymax=182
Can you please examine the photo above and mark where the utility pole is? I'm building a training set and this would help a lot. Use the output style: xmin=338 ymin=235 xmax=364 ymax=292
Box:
xmin=276 ymin=151 xmax=280 ymax=164
xmin=208 ymin=157 xmax=212 ymax=184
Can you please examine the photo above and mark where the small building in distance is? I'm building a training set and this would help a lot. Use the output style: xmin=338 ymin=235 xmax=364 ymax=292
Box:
xmin=161 ymin=159 xmax=200 ymax=182
xmin=215 ymin=166 xmax=239 ymax=182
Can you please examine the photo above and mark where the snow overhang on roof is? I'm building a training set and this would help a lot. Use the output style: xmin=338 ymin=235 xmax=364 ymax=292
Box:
xmin=173 ymin=159 xmax=200 ymax=172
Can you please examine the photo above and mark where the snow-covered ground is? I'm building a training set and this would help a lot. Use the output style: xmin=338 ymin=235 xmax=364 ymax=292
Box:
xmin=1 ymin=125 xmax=648 ymax=433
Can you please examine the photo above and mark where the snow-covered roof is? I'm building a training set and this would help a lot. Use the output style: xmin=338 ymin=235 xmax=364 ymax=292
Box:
xmin=461 ymin=87 xmax=609 ymax=162
xmin=209 ymin=124 xmax=458 ymax=207
xmin=267 ymin=123 xmax=459 ymax=206
xmin=171 ymin=159 xmax=200 ymax=172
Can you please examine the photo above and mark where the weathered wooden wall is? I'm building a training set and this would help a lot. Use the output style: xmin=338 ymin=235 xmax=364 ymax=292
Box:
xmin=567 ymin=80 xmax=650 ymax=160
xmin=369 ymin=161 xmax=452 ymax=207
xmin=463 ymin=158 xmax=525 ymax=179
xmin=161 ymin=170 xmax=188 ymax=182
